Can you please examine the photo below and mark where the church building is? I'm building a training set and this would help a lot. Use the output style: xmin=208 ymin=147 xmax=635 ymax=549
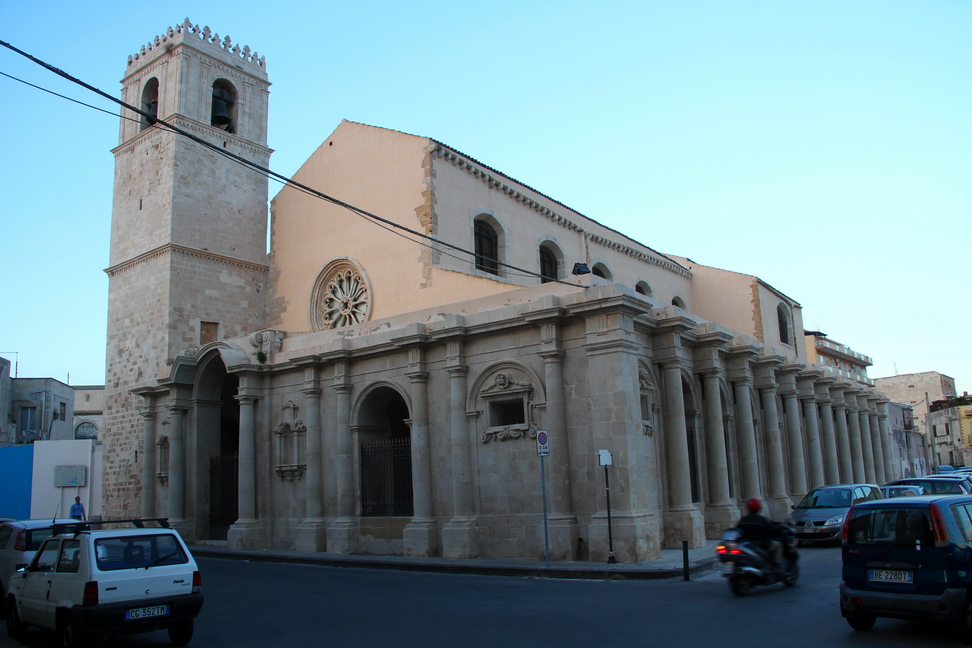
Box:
xmin=102 ymin=20 xmax=898 ymax=561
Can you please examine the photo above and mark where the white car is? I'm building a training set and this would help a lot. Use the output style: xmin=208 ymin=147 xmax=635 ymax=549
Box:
xmin=5 ymin=520 xmax=203 ymax=647
xmin=0 ymin=518 xmax=78 ymax=602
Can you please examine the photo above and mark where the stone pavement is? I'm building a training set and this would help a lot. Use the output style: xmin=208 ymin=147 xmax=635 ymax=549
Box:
xmin=189 ymin=539 xmax=721 ymax=581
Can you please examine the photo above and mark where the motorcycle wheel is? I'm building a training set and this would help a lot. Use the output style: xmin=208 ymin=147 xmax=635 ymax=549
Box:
xmin=729 ymin=575 xmax=751 ymax=597
xmin=783 ymin=559 xmax=799 ymax=587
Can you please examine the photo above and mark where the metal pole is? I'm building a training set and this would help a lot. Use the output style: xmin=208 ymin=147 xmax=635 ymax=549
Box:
xmin=541 ymin=455 xmax=550 ymax=567
xmin=605 ymin=464 xmax=616 ymax=563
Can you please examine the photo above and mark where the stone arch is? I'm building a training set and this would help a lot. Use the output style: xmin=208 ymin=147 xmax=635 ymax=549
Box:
xmin=211 ymin=78 xmax=238 ymax=132
xmin=472 ymin=211 xmax=507 ymax=277
xmin=140 ymin=77 xmax=159 ymax=131
xmin=468 ymin=361 xmax=546 ymax=443
xmin=538 ymin=236 xmax=565 ymax=283
xmin=590 ymin=261 xmax=613 ymax=281
xmin=635 ymin=280 xmax=653 ymax=298
xmin=352 ymin=382 xmax=413 ymax=519
xmin=671 ymin=295 xmax=687 ymax=309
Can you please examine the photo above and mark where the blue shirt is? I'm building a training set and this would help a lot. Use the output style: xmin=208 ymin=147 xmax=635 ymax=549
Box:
xmin=70 ymin=502 xmax=85 ymax=519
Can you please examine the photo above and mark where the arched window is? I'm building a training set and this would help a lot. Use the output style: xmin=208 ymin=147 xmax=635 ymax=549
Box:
xmin=211 ymin=79 xmax=237 ymax=132
xmin=539 ymin=245 xmax=558 ymax=283
xmin=672 ymin=296 xmax=686 ymax=309
xmin=140 ymin=78 xmax=159 ymax=132
xmin=777 ymin=303 xmax=791 ymax=345
xmin=591 ymin=263 xmax=612 ymax=280
xmin=474 ymin=220 xmax=499 ymax=275
xmin=635 ymin=281 xmax=653 ymax=297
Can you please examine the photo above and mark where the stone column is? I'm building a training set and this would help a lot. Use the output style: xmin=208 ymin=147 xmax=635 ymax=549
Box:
xmin=442 ymin=338 xmax=478 ymax=558
xmin=327 ymin=359 xmax=358 ymax=554
xmin=538 ymin=345 xmax=578 ymax=559
xmin=798 ymin=369 xmax=824 ymax=489
xmin=867 ymin=399 xmax=886 ymax=484
xmin=878 ymin=400 xmax=895 ymax=480
xmin=857 ymin=393 xmax=876 ymax=483
xmin=404 ymin=349 xmax=438 ymax=557
xmin=140 ymin=408 xmax=157 ymax=519
xmin=166 ymin=403 xmax=187 ymax=523
xmin=662 ymin=359 xmax=704 ymax=547
xmin=816 ymin=379 xmax=840 ymax=485
xmin=296 ymin=358 xmax=326 ymax=551
xmin=755 ymin=356 xmax=791 ymax=519
xmin=236 ymin=394 xmax=258 ymax=522
xmin=734 ymin=380 xmax=760 ymax=502
xmin=702 ymin=370 xmax=735 ymax=534
xmin=782 ymin=389 xmax=807 ymax=501
xmin=844 ymin=390 xmax=866 ymax=482
xmin=830 ymin=386 xmax=853 ymax=482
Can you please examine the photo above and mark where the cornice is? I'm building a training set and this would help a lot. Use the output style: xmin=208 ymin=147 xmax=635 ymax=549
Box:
xmin=432 ymin=145 xmax=691 ymax=280
xmin=105 ymin=243 xmax=269 ymax=277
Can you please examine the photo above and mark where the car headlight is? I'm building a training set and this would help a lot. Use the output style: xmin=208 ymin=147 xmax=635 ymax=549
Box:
xmin=825 ymin=514 xmax=844 ymax=526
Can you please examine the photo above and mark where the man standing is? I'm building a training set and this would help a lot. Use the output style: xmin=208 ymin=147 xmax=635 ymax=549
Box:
xmin=70 ymin=496 xmax=86 ymax=521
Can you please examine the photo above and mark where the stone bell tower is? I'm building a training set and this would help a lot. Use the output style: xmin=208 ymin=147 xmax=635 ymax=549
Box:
xmin=103 ymin=19 xmax=271 ymax=519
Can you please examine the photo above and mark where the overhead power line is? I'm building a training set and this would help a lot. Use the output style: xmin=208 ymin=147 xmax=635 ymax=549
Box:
xmin=0 ymin=39 xmax=574 ymax=286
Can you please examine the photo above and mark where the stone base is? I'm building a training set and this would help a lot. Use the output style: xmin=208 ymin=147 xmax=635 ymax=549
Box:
xmin=404 ymin=519 xmax=440 ymax=557
xmin=662 ymin=506 xmax=705 ymax=549
xmin=544 ymin=517 xmax=580 ymax=562
xmin=326 ymin=519 xmax=358 ymax=554
xmin=295 ymin=519 xmax=328 ymax=552
xmin=766 ymin=496 xmax=794 ymax=522
xmin=588 ymin=513 xmax=659 ymax=562
xmin=704 ymin=504 xmax=738 ymax=539
xmin=442 ymin=518 xmax=477 ymax=559
xmin=227 ymin=520 xmax=268 ymax=550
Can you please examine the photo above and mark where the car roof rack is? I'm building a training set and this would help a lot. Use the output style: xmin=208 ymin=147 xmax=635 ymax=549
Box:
xmin=52 ymin=518 xmax=171 ymax=537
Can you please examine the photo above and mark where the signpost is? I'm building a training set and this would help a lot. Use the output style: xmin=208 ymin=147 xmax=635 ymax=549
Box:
xmin=599 ymin=449 xmax=616 ymax=564
xmin=537 ymin=430 xmax=550 ymax=567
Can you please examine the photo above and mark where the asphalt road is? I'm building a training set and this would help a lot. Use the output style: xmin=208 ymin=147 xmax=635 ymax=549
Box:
xmin=2 ymin=544 xmax=967 ymax=647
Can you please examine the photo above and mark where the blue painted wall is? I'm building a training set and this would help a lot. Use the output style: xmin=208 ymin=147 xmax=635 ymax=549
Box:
xmin=0 ymin=445 xmax=34 ymax=519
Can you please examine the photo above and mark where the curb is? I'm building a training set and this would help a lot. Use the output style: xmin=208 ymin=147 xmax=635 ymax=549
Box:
xmin=189 ymin=546 xmax=720 ymax=581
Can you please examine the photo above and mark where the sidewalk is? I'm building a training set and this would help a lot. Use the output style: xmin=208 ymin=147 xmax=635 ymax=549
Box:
xmin=189 ymin=539 xmax=721 ymax=581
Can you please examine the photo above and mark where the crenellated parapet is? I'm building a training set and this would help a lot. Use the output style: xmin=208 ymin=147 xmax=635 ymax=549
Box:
xmin=127 ymin=17 xmax=266 ymax=71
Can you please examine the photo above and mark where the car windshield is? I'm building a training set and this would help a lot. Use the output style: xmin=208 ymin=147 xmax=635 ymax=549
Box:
xmin=25 ymin=528 xmax=57 ymax=551
xmin=846 ymin=508 xmax=933 ymax=546
xmin=94 ymin=534 xmax=188 ymax=571
xmin=797 ymin=488 xmax=852 ymax=509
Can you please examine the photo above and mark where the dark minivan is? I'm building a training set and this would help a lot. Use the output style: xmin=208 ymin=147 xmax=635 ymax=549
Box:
xmin=840 ymin=494 xmax=972 ymax=637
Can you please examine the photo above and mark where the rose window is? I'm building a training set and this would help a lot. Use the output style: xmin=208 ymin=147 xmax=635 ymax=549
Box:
xmin=311 ymin=259 xmax=372 ymax=331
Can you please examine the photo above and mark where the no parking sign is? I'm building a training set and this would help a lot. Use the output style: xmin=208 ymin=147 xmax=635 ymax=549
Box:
xmin=536 ymin=430 xmax=549 ymax=456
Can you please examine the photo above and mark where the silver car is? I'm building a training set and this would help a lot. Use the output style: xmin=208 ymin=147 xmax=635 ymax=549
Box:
xmin=0 ymin=518 xmax=78 ymax=601
xmin=789 ymin=484 xmax=883 ymax=542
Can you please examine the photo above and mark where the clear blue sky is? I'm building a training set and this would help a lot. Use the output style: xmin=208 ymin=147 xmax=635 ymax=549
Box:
xmin=1 ymin=1 xmax=969 ymax=390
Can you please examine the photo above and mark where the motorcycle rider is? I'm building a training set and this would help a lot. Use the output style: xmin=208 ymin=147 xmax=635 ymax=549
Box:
xmin=736 ymin=497 xmax=784 ymax=574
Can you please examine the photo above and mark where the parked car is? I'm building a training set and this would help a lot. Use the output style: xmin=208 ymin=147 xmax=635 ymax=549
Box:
xmin=887 ymin=476 xmax=972 ymax=495
xmin=879 ymin=485 xmax=924 ymax=498
xmin=840 ymin=494 xmax=972 ymax=637
xmin=789 ymin=484 xmax=883 ymax=542
xmin=937 ymin=465 xmax=956 ymax=474
xmin=5 ymin=519 xmax=203 ymax=646
xmin=0 ymin=518 xmax=78 ymax=606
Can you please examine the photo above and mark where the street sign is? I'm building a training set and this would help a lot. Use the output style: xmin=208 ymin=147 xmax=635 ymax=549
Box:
xmin=536 ymin=430 xmax=549 ymax=456
xmin=598 ymin=449 xmax=613 ymax=466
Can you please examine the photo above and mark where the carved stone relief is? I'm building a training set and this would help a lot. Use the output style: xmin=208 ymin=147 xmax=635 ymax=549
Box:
xmin=273 ymin=400 xmax=306 ymax=481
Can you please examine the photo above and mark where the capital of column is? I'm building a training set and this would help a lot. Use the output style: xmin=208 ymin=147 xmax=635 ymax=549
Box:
xmin=406 ymin=370 xmax=429 ymax=383
xmin=139 ymin=409 xmax=158 ymax=421
xmin=447 ymin=365 xmax=468 ymax=377
xmin=538 ymin=349 xmax=566 ymax=362
xmin=465 ymin=410 xmax=480 ymax=423
xmin=234 ymin=394 xmax=259 ymax=405
xmin=300 ymin=387 xmax=322 ymax=398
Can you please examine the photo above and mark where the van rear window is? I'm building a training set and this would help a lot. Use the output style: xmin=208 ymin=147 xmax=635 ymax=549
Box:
xmin=847 ymin=508 xmax=933 ymax=546
xmin=94 ymin=534 xmax=188 ymax=571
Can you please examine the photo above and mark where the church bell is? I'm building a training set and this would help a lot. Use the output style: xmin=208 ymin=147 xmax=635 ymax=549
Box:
xmin=211 ymin=98 xmax=231 ymax=126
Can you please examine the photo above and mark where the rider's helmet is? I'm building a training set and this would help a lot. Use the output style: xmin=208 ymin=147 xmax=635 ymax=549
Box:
xmin=745 ymin=497 xmax=761 ymax=513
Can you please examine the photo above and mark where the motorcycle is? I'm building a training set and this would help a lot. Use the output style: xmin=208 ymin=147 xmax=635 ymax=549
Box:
xmin=716 ymin=524 xmax=799 ymax=596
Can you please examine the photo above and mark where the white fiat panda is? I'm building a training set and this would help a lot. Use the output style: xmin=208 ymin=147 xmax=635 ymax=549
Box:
xmin=5 ymin=521 xmax=203 ymax=647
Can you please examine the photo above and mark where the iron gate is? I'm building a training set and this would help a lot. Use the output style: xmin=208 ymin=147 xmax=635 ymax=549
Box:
xmin=360 ymin=438 xmax=413 ymax=517
xmin=209 ymin=453 xmax=239 ymax=540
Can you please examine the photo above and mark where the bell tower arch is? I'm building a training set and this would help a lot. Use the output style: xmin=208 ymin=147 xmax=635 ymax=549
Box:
xmin=103 ymin=19 xmax=272 ymax=520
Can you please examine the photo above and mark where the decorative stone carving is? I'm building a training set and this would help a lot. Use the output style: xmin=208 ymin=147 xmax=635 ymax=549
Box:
xmin=639 ymin=366 xmax=659 ymax=436
xmin=250 ymin=329 xmax=285 ymax=362
xmin=478 ymin=367 xmax=537 ymax=444
xmin=310 ymin=258 xmax=373 ymax=331
xmin=273 ymin=400 xmax=306 ymax=481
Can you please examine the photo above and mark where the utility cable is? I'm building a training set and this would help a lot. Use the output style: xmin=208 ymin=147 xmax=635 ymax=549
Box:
xmin=0 ymin=39 xmax=576 ymax=286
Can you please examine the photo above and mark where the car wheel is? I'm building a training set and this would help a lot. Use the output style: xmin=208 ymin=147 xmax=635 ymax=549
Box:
xmin=729 ymin=575 xmax=751 ymax=597
xmin=167 ymin=618 xmax=194 ymax=646
xmin=5 ymin=599 xmax=27 ymax=639
xmin=846 ymin=611 xmax=876 ymax=631
xmin=60 ymin=617 xmax=87 ymax=648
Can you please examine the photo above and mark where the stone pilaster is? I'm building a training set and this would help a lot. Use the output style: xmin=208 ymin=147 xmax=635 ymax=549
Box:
xmin=228 ymin=386 xmax=266 ymax=550
xmin=165 ymin=394 xmax=188 ymax=527
xmin=327 ymin=359 xmax=358 ymax=554
xmin=856 ymin=393 xmax=876 ymax=483
xmin=728 ymin=341 xmax=761 ymax=504
xmin=139 ymin=407 xmax=158 ymax=519
xmin=816 ymin=377 xmax=840 ymax=484
xmin=844 ymin=388 xmax=865 ymax=482
xmin=295 ymin=358 xmax=326 ymax=552
xmin=866 ymin=396 xmax=886 ymax=484
xmin=877 ymin=399 xmax=896 ymax=480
